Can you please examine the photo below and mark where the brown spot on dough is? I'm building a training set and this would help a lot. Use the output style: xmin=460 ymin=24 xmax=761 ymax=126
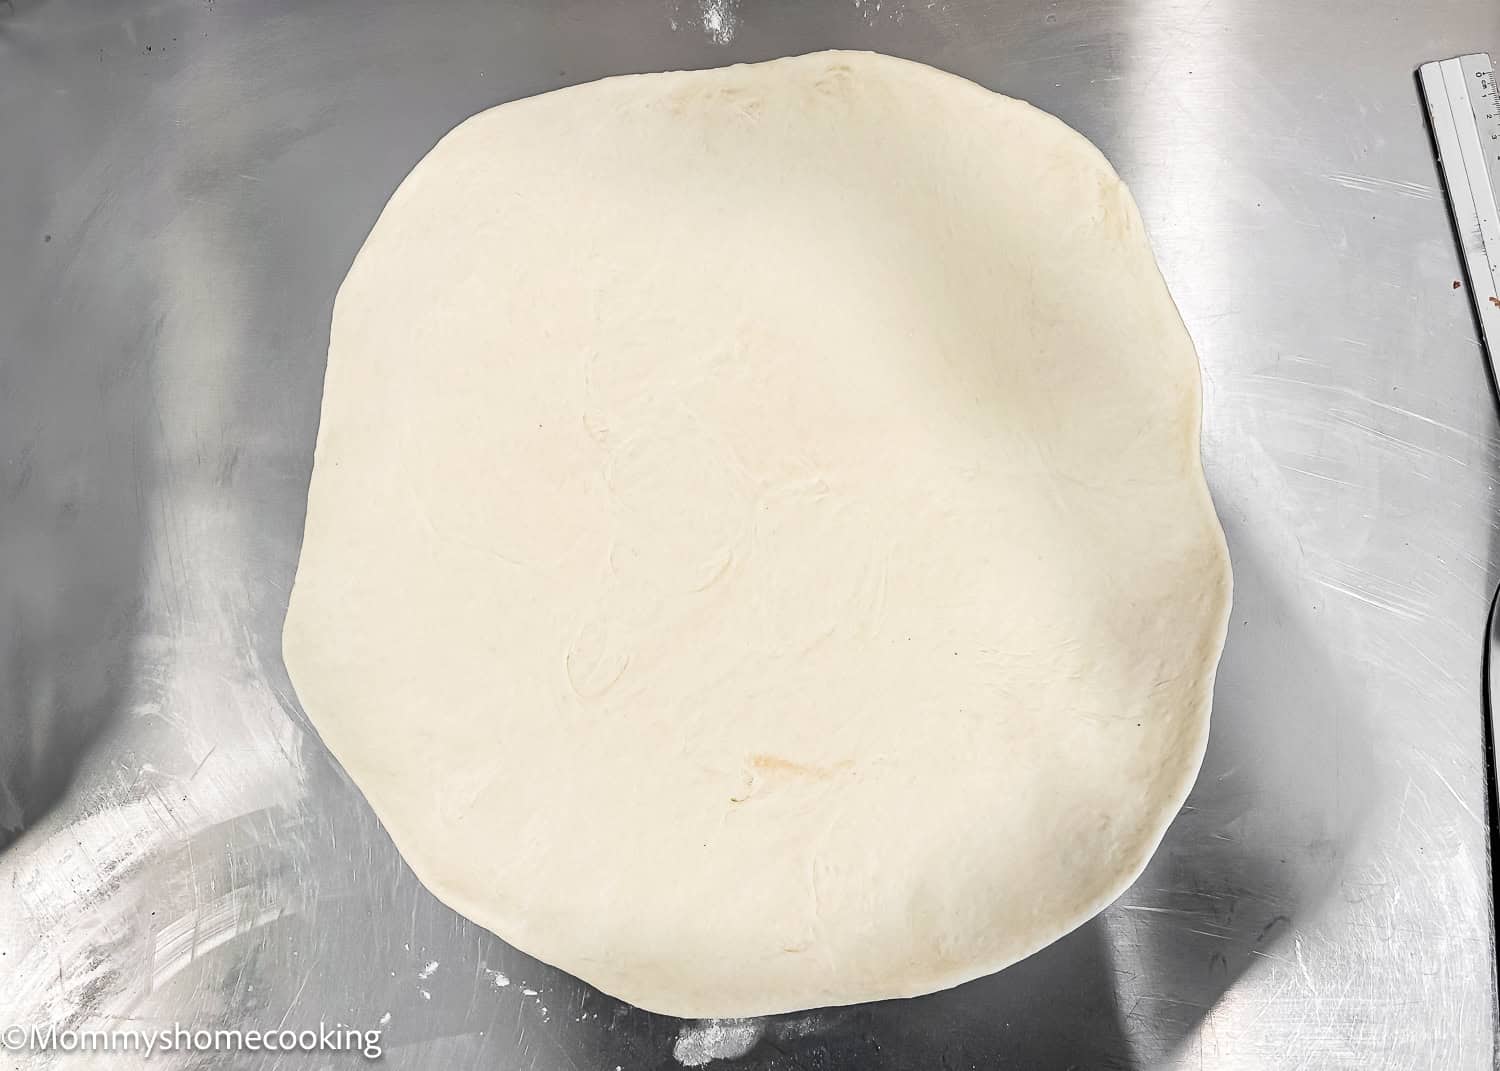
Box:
xmin=727 ymin=754 xmax=859 ymax=804
xmin=749 ymin=754 xmax=853 ymax=780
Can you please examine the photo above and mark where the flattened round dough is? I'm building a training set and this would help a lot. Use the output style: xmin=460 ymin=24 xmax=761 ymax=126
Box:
xmin=283 ymin=50 xmax=1232 ymax=1018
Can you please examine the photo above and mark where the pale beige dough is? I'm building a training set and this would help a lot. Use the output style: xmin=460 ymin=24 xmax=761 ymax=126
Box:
xmin=283 ymin=50 xmax=1232 ymax=1018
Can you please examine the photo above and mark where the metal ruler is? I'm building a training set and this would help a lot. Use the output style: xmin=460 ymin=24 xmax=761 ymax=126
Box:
xmin=1423 ymin=52 xmax=1500 ymax=999
xmin=1420 ymin=53 xmax=1500 ymax=368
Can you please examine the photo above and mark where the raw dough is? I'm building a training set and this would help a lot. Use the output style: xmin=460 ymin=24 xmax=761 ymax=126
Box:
xmin=283 ymin=50 xmax=1231 ymax=1018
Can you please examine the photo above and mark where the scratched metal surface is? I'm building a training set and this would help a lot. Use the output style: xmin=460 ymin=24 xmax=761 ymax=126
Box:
xmin=2 ymin=0 xmax=1498 ymax=1067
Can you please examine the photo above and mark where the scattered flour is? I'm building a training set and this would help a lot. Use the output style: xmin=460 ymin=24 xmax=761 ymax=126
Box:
xmin=673 ymin=1019 xmax=765 ymax=1066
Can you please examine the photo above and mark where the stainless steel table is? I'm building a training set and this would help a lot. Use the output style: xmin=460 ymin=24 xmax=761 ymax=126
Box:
xmin=2 ymin=1 xmax=1498 ymax=1067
